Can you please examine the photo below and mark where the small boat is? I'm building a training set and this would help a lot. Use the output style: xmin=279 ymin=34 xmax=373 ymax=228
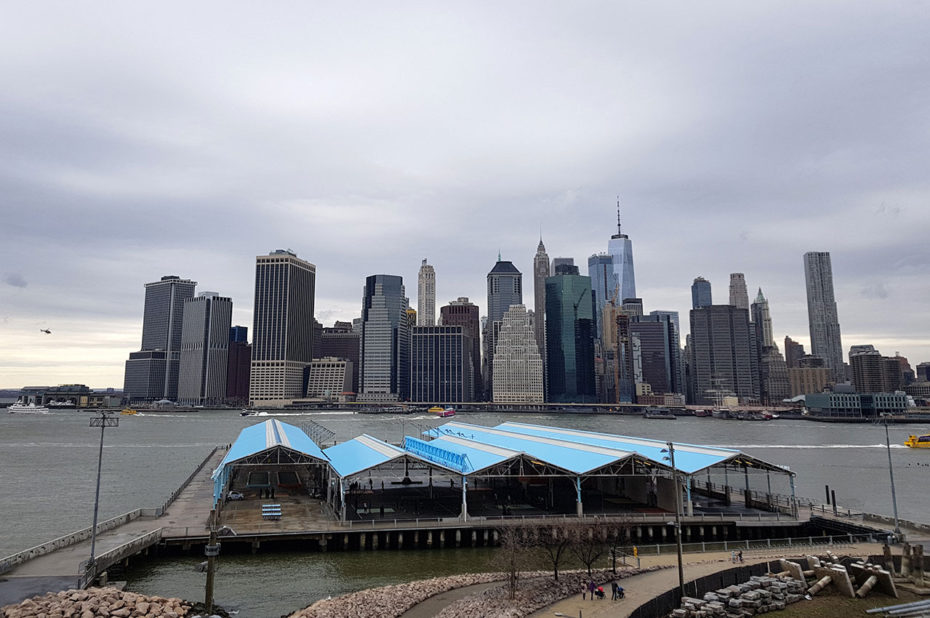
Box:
xmin=8 ymin=400 xmax=49 ymax=414
xmin=120 ymin=408 xmax=139 ymax=416
xmin=643 ymin=408 xmax=676 ymax=420
xmin=46 ymin=400 xmax=76 ymax=409
xmin=240 ymin=409 xmax=257 ymax=416
xmin=429 ymin=406 xmax=456 ymax=418
xmin=904 ymin=434 xmax=930 ymax=449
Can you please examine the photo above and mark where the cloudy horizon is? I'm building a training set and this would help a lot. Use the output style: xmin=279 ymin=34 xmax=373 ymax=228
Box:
xmin=1 ymin=2 xmax=928 ymax=389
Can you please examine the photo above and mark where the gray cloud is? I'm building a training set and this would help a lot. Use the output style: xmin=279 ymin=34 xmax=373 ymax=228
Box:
xmin=1 ymin=1 xmax=929 ymax=386
xmin=2 ymin=273 xmax=27 ymax=288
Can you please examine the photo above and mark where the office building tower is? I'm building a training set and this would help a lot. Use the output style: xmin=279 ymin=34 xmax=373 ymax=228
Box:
xmin=178 ymin=292 xmax=232 ymax=406
xmin=552 ymin=257 xmax=575 ymax=271
xmin=917 ymin=362 xmax=930 ymax=383
xmin=417 ymin=259 xmax=436 ymax=326
xmin=587 ymin=252 xmax=612 ymax=340
xmin=440 ymin=298 xmax=482 ymax=400
xmin=621 ymin=298 xmax=643 ymax=317
xmin=849 ymin=345 xmax=882 ymax=393
xmin=229 ymin=325 xmax=248 ymax=344
xmin=359 ymin=274 xmax=409 ymax=402
xmin=784 ymin=336 xmax=805 ymax=369
xmin=123 ymin=275 xmax=197 ymax=402
xmin=410 ymin=325 xmax=473 ymax=402
xmin=319 ymin=322 xmax=361 ymax=395
xmin=804 ymin=251 xmax=845 ymax=381
xmin=690 ymin=305 xmax=758 ymax=405
xmin=533 ymin=239 xmax=551 ymax=385
xmin=545 ymin=271 xmax=595 ymax=402
xmin=632 ymin=313 xmax=683 ymax=395
xmin=649 ymin=310 xmax=684 ymax=395
xmin=485 ymin=256 xmax=522 ymax=398
xmin=492 ymin=305 xmax=544 ymax=403
xmin=608 ymin=200 xmax=636 ymax=304
xmin=226 ymin=333 xmax=251 ymax=406
xmin=691 ymin=277 xmax=712 ymax=309
xmin=729 ymin=273 xmax=749 ymax=310
xmin=750 ymin=289 xmax=788 ymax=404
xmin=306 ymin=357 xmax=353 ymax=401
xmin=249 ymin=250 xmax=316 ymax=407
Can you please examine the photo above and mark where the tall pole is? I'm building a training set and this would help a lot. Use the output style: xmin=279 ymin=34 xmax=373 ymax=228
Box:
xmin=205 ymin=509 xmax=219 ymax=613
xmin=88 ymin=412 xmax=119 ymax=582
xmin=883 ymin=419 xmax=901 ymax=537
xmin=667 ymin=441 xmax=685 ymax=598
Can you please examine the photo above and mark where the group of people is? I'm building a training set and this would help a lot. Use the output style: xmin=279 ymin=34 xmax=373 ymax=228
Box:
xmin=730 ymin=550 xmax=744 ymax=563
xmin=582 ymin=580 xmax=624 ymax=600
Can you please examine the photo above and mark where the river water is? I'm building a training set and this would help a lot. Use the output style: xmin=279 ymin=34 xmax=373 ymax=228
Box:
xmin=2 ymin=409 xmax=928 ymax=615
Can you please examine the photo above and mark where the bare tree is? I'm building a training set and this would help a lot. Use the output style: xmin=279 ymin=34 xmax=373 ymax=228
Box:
xmin=568 ymin=518 xmax=609 ymax=577
xmin=491 ymin=524 xmax=534 ymax=600
xmin=536 ymin=522 xmax=574 ymax=581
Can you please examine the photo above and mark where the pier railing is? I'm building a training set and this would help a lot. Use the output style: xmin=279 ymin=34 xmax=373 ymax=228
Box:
xmin=0 ymin=510 xmax=146 ymax=576
xmin=78 ymin=529 xmax=164 ymax=589
xmin=159 ymin=445 xmax=223 ymax=514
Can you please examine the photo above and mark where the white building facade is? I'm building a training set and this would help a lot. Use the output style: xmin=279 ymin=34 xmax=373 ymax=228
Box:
xmin=492 ymin=305 xmax=544 ymax=403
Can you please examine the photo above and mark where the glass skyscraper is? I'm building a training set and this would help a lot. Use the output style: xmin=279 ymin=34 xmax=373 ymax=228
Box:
xmin=545 ymin=271 xmax=596 ymax=403
xmin=360 ymin=274 xmax=409 ymax=402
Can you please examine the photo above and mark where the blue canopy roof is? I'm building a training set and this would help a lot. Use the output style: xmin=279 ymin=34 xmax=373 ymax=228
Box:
xmin=406 ymin=434 xmax=521 ymax=475
xmin=427 ymin=421 xmax=650 ymax=475
xmin=324 ymin=434 xmax=409 ymax=478
xmin=211 ymin=419 xmax=328 ymax=504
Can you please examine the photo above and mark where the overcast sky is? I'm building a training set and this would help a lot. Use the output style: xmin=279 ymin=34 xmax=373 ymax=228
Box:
xmin=1 ymin=2 xmax=928 ymax=389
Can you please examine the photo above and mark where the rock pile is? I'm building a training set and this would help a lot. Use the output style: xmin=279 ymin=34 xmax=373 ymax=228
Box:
xmin=0 ymin=587 xmax=191 ymax=618
xmin=671 ymin=575 xmax=806 ymax=617
xmin=289 ymin=573 xmax=503 ymax=618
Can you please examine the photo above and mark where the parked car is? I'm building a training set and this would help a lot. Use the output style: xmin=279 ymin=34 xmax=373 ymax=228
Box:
xmin=227 ymin=491 xmax=245 ymax=501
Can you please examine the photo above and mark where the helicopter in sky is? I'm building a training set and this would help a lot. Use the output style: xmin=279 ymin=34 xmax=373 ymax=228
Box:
xmin=39 ymin=328 xmax=51 ymax=335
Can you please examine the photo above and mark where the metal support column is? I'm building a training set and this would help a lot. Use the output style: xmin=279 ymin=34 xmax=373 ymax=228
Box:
xmin=575 ymin=476 xmax=583 ymax=517
xmin=460 ymin=476 xmax=468 ymax=521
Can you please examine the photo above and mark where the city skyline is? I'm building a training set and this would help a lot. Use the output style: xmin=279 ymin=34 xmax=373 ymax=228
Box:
xmin=2 ymin=3 xmax=929 ymax=387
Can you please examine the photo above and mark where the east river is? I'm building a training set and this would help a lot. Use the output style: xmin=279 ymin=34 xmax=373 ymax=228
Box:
xmin=2 ymin=409 xmax=928 ymax=616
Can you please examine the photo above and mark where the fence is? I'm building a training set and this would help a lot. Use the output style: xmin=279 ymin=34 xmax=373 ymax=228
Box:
xmin=78 ymin=529 xmax=164 ymax=589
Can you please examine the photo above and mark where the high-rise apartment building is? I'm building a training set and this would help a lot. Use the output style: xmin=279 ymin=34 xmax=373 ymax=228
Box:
xmin=729 ymin=273 xmax=749 ymax=311
xmin=545 ymin=271 xmax=596 ymax=403
xmin=440 ymin=298 xmax=482 ymax=400
xmin=410 ymin=325 xmax=473 ymax=402
xmin=804 ymin=251 xmax=844 ymax=381
xmin=178 ymin=292 xmax=233 ymax=406
xmin=123 ymin=275 xmax=197 ymax=402
xmin=691 ymin=277 xmax=712 ymax=309
xmin=534 ymin=240 xmax=551 ymax=375
xmin=492 ymin=305 xmax=544 ymax=403
xmin=689 ymin=305 xmax=758 ymax=405
xmin=359 ymin=274 xmax=409 ymax=402
xmin=249 ymin=250 xmax=316 ymax=407
xmin=485 ymin=257 xmax=522 ymax=399
xmin=417 ymin=259 xmax=436 ymax=326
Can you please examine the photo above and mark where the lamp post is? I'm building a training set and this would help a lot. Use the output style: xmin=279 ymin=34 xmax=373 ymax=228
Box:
xmin=881 ymin=416 xmax=902 ymax=538
xmin=662 ymin=441 xmax=685 ymax=598
xmin=87 ymin=411 xmax=119 ymax=584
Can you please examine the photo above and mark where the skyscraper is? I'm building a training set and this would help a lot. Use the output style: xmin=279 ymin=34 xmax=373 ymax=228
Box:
xmin=249 ymin=250 xmax=316 ymax=407
xmin=359 ymin=274 xmax=409 ymax=402
xmin=410 ymin=325 xmax=473 ymax=402
xmin=226 ymin=327 xmax=251 ymax=406
xmin=729 ymin=273 xmax=749 ymax=311
xmin=178 ymin=292 xmax=233 ymax=406
xmin=440 ymin=297 xmax=482 ymax=400
xmin=485 ymin=256 xmax=522 ymax=399
xmin=632 ymin=313 xmax=683 ymax=395
xmin=533 ymin=239 xmax=551 ymax=383
xmin=545 ymin=270 xmax=596 ymax=403
xmin=804 ymin=251 xmax=844 ymax=381
xmin=751 ymin=288 xmax=774 ymax=348
xmin=607 ymin=200 xmax=636 ymax=306
xmin=691 ymin=277 xmax=712 ymax=309
xmin=319 ymin=321 xmax=361 ymax=395
xmin=751 ymin=289 xmax=789 ymax=405
xmin=587 ymin=252 xmax=612 ymax=339
xmin=784 ymin=336 xmax=805 ymax=368
xmin=417 ymin=259 xmax=436 ymax=326
xmin=492 ymin=305 xmax=544 ymax=403
xmin=123 ymin=275 xmax=197 ymax=402
xmin=689 ymin=305 xmax=758 ymax=405
xmin=649 ymin=310 xmax=684 ymax=396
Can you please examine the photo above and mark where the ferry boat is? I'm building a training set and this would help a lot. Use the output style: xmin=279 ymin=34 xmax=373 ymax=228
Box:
xmin=904 ymin=434 xmax=930 ymax=449
xmin=8 ymin=400 xmax=49 ymax=414
xmin=120 ymin=408 xmax=139 ymax=416
xmin=429 ymin=406 xmax=456 ymax=418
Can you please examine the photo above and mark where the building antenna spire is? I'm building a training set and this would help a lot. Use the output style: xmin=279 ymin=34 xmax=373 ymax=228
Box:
xmin=498 ymin=250 xmax=502 ymax=262
xmin=616 ymin=195 xmax=622 ymax=235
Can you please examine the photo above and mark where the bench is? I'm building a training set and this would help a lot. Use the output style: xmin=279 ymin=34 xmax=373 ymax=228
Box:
xmin=261 ymin=504 xmax=282 ymax=520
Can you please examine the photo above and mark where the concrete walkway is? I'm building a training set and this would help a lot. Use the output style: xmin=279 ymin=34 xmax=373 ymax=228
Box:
xmin=529 ymin=542 xmax=885 ymax=618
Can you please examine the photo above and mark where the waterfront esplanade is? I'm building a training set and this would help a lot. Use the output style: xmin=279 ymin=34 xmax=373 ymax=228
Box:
xmin=212 ymin=419 xmax=797 ymax=528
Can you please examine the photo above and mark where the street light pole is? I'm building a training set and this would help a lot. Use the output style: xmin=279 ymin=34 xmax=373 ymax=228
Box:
xmin=882 ymin=418 xmax=901 ymax=538
xmin=664 ymin=441 xmax=685 ymax=598
xmin=87 ymin=411 xmax=119 ymax=582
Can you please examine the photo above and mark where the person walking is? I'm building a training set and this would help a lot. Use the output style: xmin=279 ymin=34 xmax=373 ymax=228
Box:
xmin=611 ymin=581 xmax=618 ymax=600
xmin=738 ymin=550 xmax=744 ymax=563
xmin=582 ymin=583 xmax=587 ymax=600
xmin=587 ymin=580 xmax=596 ymax=600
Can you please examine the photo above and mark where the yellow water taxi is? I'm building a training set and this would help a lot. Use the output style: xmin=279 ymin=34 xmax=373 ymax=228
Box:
xmin=120 ymin=408 xmax=139 ymax=416
xmin=904 ymin=434 xmax=930 ymax=448
xmin=428 ymin=406 xmax=445 ymax=413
